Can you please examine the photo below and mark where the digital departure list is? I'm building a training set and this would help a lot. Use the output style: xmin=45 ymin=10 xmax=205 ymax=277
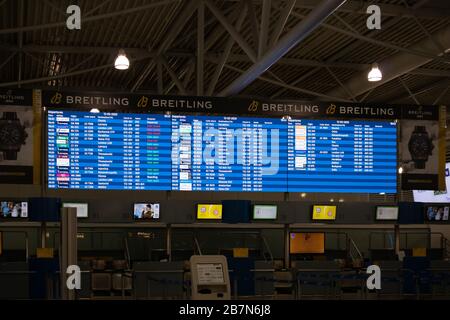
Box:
xmin=47 ymin=110 xmax=397 ymax=193
xmin=287 ymin=119 xmax=397 ymax=193
xmin=47 ymin=111 xmax=172 ymax=190
xmin=170 ymin=115 xmax=287 ymax=191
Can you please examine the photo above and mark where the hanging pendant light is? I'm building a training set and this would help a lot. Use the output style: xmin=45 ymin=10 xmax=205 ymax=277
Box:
xmin=368 ymin=63 xmax=382 ymax=82
xmin=114 ymin=49 xmax=129 ymax=70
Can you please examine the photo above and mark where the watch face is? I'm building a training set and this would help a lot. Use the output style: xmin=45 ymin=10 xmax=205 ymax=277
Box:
xmin=409 ymin=136 xmax=431 ymax=159
xmin=0 ymin=123 xmax=25 ymax=146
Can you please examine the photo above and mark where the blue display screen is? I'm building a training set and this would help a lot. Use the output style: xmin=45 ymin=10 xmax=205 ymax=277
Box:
xmin=287 ymin=119 xmax=397 ymax=193
xmin=170 ymin=114 xmax=287 ymax=192
xmin=47 ymin=110 xmax=397 ymax=193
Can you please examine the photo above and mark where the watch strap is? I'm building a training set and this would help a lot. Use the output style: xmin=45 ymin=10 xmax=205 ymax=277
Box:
xmin=3 ymin=151 xmax=18 ymax=161
xmin=3 ymin=112 xmax=18 ymax=120
xmin=415 ymin=160 xmax=426 ymax=169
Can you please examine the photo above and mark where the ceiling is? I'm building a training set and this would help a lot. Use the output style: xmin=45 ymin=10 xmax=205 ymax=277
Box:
xmin=0 ymin=0 xmax=449 ymax=106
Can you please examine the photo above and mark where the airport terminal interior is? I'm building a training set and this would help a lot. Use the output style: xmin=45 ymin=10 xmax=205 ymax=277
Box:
xmin=1 ymin=0 xmax=450 ymax=300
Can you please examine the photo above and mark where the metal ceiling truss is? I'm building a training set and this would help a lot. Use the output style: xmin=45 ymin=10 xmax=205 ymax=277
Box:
xmin=205 ymin=57 xmax=353 ymax=102
xmin=226 ymin=0 xmax=450 ymax=19
xmin=219 ymin=0 xmax=347 ymax=96
xmin=0 ymin=0 xmax=182 ymax=35
xmin=398 ymin=76 xmax=421 ymax=105
xmin=0 ymin=0 xmax=449 ymax=103
xmin=434 ymin=85 xmax=450 ymax=105
xmin=130 ymin=0 xmax=201 ymax=92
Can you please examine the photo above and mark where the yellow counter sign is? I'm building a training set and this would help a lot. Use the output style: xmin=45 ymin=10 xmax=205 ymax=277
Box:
xmin=312 ymin=205 xmax=336 ymax=220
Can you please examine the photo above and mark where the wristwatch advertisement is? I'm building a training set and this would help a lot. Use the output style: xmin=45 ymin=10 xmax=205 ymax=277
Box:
xmin=407 ymin=125 xmax=434 ymax=170
xmin=0 ymin=112 xmax=28 ymax=161
xmin=399 ymin=105 xmax=445 ymax=191
xmin=0 ymin=88 xmax=37 ymax=184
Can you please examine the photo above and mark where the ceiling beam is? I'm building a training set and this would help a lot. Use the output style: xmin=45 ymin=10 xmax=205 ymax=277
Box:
xmin=17 ymin=0 xmax=24 ymax=87
xmin=292 ymin=12 xmax=450 ymax=64
xmin=205 ymin=0 xmax=257 ymax=62
xmin=218 ymin=0 xmax=347 ymax=96
xmin=156 ymin=59 xmax=163 ymax=94
xmin=3 ymin=44 xmax=448 ymax=77
xmin=268 ymin=0 xmax=296 ymax=48
xmin=207 ymin=2 xmax=248 ymax=96
xmin=0 ymin=54 xmax=153 ymax=88
xmin=162 ymin=2 xmax=244 ymax=95
xmin=225 ymin=0 xmax=450 ymax=18
xmin=370 ymin=78 xmax=450 ymax=103
xmin=270 ymin=13 xmax=409 ymax=98
xmin=207 ymin=57 xmax=352 ymax=102
xmin=130 ymin=0 xmax=200 ymax=92
xmin=197 ymin=2 xmax=205 ymax=95
xmin=0 ymin=52 xmax=16 ymax=72
xmin=408 ymin=68 xmax=450 ymax=78
xmin=245 ymin=0 xmax=260 ymax=52
xmin=398 ymin=77 xmax=421 ymax=105
xmin=433 ymin=85 xmax=450 ymax=105
xmin=161 ymin=57 xmax=186 ymax=95
xmin=325 ymin=24 xmax=450 ymax=100
xmin=294 ymin=0 xmax=450 ymax=18
xmin=258 ymin=0 xmax=271 ymax=58
xmin=0 ymin=0 xmax=181 ymax=35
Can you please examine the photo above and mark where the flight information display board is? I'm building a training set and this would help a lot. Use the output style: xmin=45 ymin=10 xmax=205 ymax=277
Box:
xmin=287 ymin=119 xmax=397 ymax=193
xmin=170 ymin=114 xmax=287 ymax=191
xmin=47 ymin=110 xmax=397 ymax=193
xmin=47 ymin=111 xmax=172 ymax=190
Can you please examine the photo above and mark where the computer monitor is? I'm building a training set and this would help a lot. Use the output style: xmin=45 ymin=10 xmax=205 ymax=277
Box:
xmin=0 ymin=201 xmax=28 ymax=218
xmin=425 ymin=205 xmax=449 ymax=222
xmin=312 ymin=205 xmax=336 ymax=220
xmin=133 ymin=203 xmax=160 ymax=220
xmin=197 ymin=204 xmax=222 ymax=220
xmin=253 ymin=205 xmax=277 ymax=220
xmin=290 ymin=233 xmax=325 ymax=254
xmin=376 ymin=206 xmax=399 ymax=221
xmin=62 ymin=202 xmax=88 ymax=218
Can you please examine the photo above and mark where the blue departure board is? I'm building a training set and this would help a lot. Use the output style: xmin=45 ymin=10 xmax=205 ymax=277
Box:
xmin=47 ymin=110 xmax=172 ymax=190
xmin=287 ymin=119 xmax=397 ymax=193
xmin=170 ymin=114 xmax=287 ymax=192
xmin=47 ymin=110 xmax=397 ymax=193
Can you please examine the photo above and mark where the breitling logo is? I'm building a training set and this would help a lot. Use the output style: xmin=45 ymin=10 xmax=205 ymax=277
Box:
xmin=326 ymin=104 xmax=337 ymax=115
xmin=51 ymin=92 xmax=63 ymax=104
xmin=137 ymin=96 xmax=149 ymax=108
xmin=248 ymin=100 xmax=259 ymax=112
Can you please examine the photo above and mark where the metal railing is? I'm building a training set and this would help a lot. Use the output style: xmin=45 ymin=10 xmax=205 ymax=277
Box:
xmin=348 ymin=237 xmax=364 ymax=263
